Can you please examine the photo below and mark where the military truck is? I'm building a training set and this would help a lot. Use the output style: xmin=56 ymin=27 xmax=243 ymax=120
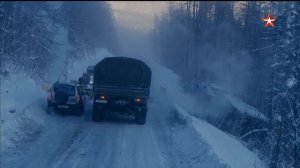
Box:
xmin=92 ymin=57 xmax=152 ymax=124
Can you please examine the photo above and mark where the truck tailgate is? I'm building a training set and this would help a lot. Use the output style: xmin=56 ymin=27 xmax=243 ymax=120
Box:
xmin=94 ymin=85 xmax=150 ymax=97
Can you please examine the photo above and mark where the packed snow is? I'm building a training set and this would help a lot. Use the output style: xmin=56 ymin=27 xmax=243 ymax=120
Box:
xmin=222 ymin=93 xmax=268 ymax=121
xmin=286 ymin=77 xmax=297 ymax=88
xmin=1 ymin=72 xmax=46 ymax=158
xmin=1 ymin=73 xmax=45 ymax=116
xmin=207 ymin=84 xmax=268 ymax=122
xmin=173 ymin=104 xmax=266 ymax=168
xmin=1 ymin=44 xmax=112 ymax=165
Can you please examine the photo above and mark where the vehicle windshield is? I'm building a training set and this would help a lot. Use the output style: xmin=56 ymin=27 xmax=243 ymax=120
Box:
xmin=54 ymin=84 xmax=75 ymax=96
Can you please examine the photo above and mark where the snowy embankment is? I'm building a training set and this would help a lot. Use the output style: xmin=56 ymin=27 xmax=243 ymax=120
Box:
xmin=172 ymin=104 xmax=266 ymax=168
xmin=209 ymin=84 xmax=268 ymax=122
xmin=1 ymin=47 xmax=112 ymax=159
xmin=145 ymin=57 xmax=266 ymax=168
xmin=1 ymin=73 xmax=46 ymax=156
xmin=223 ymin=93 xmax=267 ymax=121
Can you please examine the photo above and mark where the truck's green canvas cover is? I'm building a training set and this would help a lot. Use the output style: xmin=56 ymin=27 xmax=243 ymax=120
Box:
xmin=94 ymin=57 xmax=151 ymax=88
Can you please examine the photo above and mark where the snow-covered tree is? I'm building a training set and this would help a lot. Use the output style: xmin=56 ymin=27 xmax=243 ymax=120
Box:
xmin=269 ymin=2 xmax=300 ymax=167
xmin=1 ymin=2 xmax=59 ymax=79
xmin=61 ymin=1 xmax=119 ymax=59
xmin=153 ymin=2 xmax=299 ymax=166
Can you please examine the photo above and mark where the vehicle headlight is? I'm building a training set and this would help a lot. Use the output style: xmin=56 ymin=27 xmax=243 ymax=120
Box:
xmin=90 ymin=80 xmax=93 ymax=84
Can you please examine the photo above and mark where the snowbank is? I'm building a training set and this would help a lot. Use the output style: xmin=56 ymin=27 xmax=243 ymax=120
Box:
xmin=1 ymin=47 xmax=113 ymax=152
xmin=1 ymin=73 xmax=45 ymax=118
xmin=143 ymin=58 xmax=202 ymax=116
xmin=1 ymin=73 xmax=46 ymax=156
xmin=172 ymin=104 xmax=266 ymax=168
xmin=144 ymin=57 xmax=266 ymax=167
xmin=210 ymin=84 xmax=267 ymax=121
xmin=223 ymin=93 xmax=268 ymax=122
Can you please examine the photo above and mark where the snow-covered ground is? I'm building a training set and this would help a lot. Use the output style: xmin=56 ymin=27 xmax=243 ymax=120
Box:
xmin=147 ymin=58 xmax=266 ymax=168
xmin=1 ymin=34 xmax=112 ymax=165
xmin=1 ymin=72 xmax=46 ymax=155
xmin=222 ymin=93 xmax=268 ymax=121
xmin=209 ymin=84 xmax=268 ymax=122
xmin=1 ymin=51 xmax=267 ymax=168
xmin=1 ymin=73 xmax=45 ymax=117
xmin=173 ymin=104 xmax=266 ymax=168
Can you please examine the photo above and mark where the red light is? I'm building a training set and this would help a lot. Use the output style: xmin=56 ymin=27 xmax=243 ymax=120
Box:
xmin=76 ymin=95 xmax=80 ymax=103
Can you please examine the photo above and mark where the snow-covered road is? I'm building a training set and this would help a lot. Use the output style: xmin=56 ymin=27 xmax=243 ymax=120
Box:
xmin=6 ymin=100 xmax=166 ymax=168
xmin=2 ymin=95 xmax=265 ymax=168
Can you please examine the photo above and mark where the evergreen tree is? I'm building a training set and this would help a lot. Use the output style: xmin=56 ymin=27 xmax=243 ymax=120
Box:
xmin=269 ymin=3 xmax=300 ymax=167
xmin=1 ymin=2 xmax=58 ymax=79
xmin=61 ymin=1 xmax=119 ymax=58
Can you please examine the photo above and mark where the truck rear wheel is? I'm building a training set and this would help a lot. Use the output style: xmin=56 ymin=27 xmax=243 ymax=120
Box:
xmin=135 ymin=109 xmax=147 ymax=125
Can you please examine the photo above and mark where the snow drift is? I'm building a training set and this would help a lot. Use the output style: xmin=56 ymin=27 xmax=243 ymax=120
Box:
xmin=172 ymin=104 xmax=266 ymax=168
xmin=146 ymin=57 xmax=266 ymax=168
xmin=1 ymin=72 xmax=46 ymax=160
xmin=1 ymin=47 xmax=113 ymax=162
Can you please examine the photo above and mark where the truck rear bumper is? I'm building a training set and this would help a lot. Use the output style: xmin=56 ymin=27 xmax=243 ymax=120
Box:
xmin=93 ymin=103 xmax=147 ymax=114
xmin=94 ymin=85 xmax=150 ymax=98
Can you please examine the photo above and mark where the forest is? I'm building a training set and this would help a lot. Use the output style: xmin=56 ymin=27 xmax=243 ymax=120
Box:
xmin=152 ymin=1 xmax=300 ymax=167
xmin=0 ymin=1 xmax=118 ymax=80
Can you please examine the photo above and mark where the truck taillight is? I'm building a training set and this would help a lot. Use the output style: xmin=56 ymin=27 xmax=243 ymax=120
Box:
xmin=134 ymin=97 xmax=142 ymax=103
xmin=99 ymin=95 xmax=108 ymax=100
xmin=76 ymin=95 xmax=80 ymax=103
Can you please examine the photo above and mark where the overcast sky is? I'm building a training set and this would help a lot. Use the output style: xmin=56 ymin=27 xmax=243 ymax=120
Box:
xmin=108 ymin=1 xmax=170 ymax=32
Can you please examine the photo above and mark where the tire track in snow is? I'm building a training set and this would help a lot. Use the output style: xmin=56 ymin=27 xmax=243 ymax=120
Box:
xmin=12 ymin=114 xmax=84 ymax=168
xmin=51 ymin=122 xmax=89 ymax=168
